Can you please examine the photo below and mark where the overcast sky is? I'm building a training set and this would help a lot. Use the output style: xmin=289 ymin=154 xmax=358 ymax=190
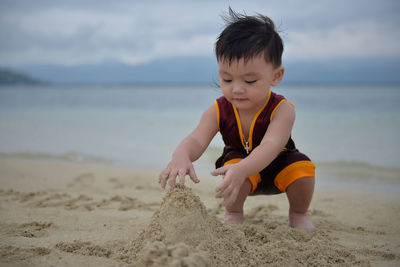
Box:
xmin=1 ymin=0 xmax=399 ymax=66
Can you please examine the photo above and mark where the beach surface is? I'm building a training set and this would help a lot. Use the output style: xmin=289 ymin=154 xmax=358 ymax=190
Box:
xmin=0 ymin=157 xmax=399 ymax=266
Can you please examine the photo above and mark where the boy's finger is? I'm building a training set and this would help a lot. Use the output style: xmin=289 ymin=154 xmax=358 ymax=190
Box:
xmin=168 ymin=170 xmax=178 ymax=189
xmin=211 ymin=166 xmax=226 ymax=176
xmin=229 ymin=188 xmax=240 ymax=206
xmin=211 ymin=165 xmax=228 ymax=176
xmin=189 ymin=167 xmax=200 ymax=183
xmin=158 ymin=171 xmax=169 ymax=188
xmin=222 ymin=188 xmax=236 ymax=207
xmin=178 ymin=170 xmax=186 ymax=187
xmin=215 ymin=185 xmax=225 ymax=198
xmin=217 ymin=185 xmax=231 ymax=200
xmin=215 ymin=180 xmax=229 ymax=196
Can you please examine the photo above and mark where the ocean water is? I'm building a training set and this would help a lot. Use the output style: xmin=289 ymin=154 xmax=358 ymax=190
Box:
xmin=0 ymin=84 xmax=399 ymax=178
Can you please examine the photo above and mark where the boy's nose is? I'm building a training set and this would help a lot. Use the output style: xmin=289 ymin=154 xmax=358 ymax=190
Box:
xmin=232 ymin=83 xmax=245 ymax=94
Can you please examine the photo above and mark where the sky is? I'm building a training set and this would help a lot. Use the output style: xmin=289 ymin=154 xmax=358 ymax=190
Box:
xmin=1 ymin=0 xmax=399 ymax=67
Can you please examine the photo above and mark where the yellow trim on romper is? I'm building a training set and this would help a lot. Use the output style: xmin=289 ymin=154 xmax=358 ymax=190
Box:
xmin=214 ymin=100 xmax=220 ymax=129
xmin=274 ymin=160 xmax=315 ymax=192
xmin=223 ymin=158 xmax=261 ymax=193
xmin=231 ymin=90 xmax=272 ymax=152
xmin=270 ymin=99 xmax=295 ymax=121
xmin=231 ymin=106 xmax=246 ymax=149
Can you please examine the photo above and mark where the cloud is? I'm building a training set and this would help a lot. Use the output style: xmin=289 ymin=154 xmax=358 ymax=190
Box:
xmin=284 ymin=19 xmax=400 ymax=61
xmin=0 ymin=1 xmax=221 ymax=65
xmin=0 ymin=0 xmax=399 ymax=66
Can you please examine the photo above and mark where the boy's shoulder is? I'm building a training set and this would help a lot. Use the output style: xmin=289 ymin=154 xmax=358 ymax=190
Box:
xmin=215 ymin=95 xmax=228 ymax=104
xmin=214 ymin=96 xmax=232 ymax=116
xmin=269 ymin=91 xmax=287 ymax=103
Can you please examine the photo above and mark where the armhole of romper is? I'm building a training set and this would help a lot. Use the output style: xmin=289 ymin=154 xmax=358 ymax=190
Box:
xmin=214 ymin=100 xmax=220 ymax=130
xmin=270 ymin=99 xmax=295 ymax=121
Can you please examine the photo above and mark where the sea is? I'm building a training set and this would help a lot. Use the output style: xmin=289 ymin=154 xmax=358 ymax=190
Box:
xmin=0 ymin=83 xmax=399 ymax=192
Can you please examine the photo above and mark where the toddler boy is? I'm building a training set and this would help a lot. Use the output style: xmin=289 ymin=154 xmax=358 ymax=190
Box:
xmin=159 ymin=9 xmax=316 ymax=230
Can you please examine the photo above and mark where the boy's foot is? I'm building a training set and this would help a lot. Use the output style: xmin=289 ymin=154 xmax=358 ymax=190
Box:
xmin=224 ymin=211 xmax=244 ymax=224
xmin=289 ymin=212 xmax=315 ymax=230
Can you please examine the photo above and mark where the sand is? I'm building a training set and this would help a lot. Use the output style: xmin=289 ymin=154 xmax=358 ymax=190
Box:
xmin=0 ymin=157 xmax=400 ymax=266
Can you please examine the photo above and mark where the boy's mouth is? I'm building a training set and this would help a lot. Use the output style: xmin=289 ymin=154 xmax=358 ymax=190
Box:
xmin=233 ymin=97 xmax=248 ymax=102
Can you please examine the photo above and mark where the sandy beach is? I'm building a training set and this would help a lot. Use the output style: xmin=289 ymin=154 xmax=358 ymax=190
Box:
xmin=0 ymin=157 xmax=399 ymax=266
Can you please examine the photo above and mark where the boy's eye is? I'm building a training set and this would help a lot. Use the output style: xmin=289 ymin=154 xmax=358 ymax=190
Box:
xmin=223 ymin=79 xmax=232 ymax=83
xmin=246 ymin=80 xmax=257 ymax=84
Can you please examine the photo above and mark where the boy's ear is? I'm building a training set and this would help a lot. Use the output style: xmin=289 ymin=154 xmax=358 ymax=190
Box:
xmin=271 ymin=66 xmax=285 ymax=86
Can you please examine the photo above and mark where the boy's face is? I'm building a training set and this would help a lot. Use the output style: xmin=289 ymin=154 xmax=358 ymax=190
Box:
xmin=218 ymin=54 xmax=284 ymax=113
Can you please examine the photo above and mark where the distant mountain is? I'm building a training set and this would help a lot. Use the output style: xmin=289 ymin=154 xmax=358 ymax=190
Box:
xmin=6 ymin=57 xmax=400 ymax=85
xmin=14 ymin=57 xmax=219 ymax=85
xmin=0 ymin=68 xmax=44 ymax=85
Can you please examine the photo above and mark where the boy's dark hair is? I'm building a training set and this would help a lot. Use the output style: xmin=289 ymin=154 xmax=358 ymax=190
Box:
xmin=215 ymin=8 xmax=284 ymax=68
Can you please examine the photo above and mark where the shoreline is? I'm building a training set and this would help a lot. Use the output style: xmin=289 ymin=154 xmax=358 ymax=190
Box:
xmin=1 ymin=151 xmax=399 ymax=193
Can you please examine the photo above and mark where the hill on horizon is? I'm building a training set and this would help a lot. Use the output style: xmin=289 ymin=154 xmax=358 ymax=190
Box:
xmin=0 ymin=68 xmax=44 ymax=85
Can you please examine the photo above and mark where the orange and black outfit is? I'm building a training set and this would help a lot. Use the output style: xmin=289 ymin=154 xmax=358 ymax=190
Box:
xmin=214 ymin=90 xmax=315 ymax=195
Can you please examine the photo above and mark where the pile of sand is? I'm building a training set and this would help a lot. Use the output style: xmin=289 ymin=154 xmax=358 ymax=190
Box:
xmin=120 ymin=187 xmax=367 ymax=266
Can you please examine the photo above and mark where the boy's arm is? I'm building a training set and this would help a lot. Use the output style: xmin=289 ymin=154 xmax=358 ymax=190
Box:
xmin=159 ymin=104 xmax=219 ymax=189
xmin=237 ymin=100 xmax=295 ymax=176
xmin=212 ymin=101 xmax=295 ymax=205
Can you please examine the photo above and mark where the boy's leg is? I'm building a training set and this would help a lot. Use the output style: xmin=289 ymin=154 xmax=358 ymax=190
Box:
xmin=285 ymin=177 xmax=315 ymax=230
xmin=224 ymin=179 xmax=252 ymax=224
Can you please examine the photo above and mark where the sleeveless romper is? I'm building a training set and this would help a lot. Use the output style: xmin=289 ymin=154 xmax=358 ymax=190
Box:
xmin=214 ymin=90 xmax=315 ymax=195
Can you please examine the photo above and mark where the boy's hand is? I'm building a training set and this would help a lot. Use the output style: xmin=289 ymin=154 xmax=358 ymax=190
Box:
xmin=159 ymin=156 xmax=200 ymax=189
xmin=211 ymin=164 xmax=247 ymax=207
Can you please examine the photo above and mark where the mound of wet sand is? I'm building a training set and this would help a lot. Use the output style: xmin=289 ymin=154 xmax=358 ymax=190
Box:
xmin=121 ymin=187 xmax=367 ymax=266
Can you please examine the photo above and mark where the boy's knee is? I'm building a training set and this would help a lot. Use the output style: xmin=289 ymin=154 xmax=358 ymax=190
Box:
xmin=287 ymin=176 xmax=315 ymax=192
